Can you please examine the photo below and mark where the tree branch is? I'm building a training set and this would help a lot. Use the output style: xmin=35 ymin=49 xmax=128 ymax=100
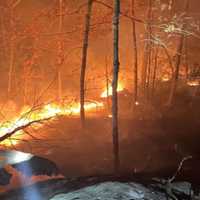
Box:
xmin=94 ymin=0 xmax=145 ymax=24
xmin=0 ymin=117 xmax=53 ymax=143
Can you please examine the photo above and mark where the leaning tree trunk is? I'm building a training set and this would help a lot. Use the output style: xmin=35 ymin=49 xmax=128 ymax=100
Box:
xmin=167 ymin=0 xmax=189 ymax=106
xmin=80 ymin=0 xmax=93 ymax=127
xmin=131 ymin=0 xmax=138 ymax=106
xmin=112 ymin=0 xmax=120 ymax=173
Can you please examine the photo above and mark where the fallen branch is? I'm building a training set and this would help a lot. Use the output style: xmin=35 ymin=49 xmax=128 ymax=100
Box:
xmin=169 ymin=155 xmax=193 ymax=183
xmin=152 ymin=156 xmax=193 ymax=200
xmin=0 ymin=117 xmax=53 ymax=143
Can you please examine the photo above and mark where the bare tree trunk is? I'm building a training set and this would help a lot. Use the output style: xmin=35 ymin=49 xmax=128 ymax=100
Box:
xmin=7 ymin=1 xmax=22 ymax=99
xmin=151 ymin=47 xmax=158 ymax=99
xmin=167 ymin=0 xmax=189 ymax=106
xmin=8 ymin=7 xmax=14 ymax=98
xmin=57 ymin=0 xmax=63 ymax=101
xmin=105 ymin=56 xmax=110 ymax=111
xmin=141 ymin=0 xmax=152 ymax=101
xmin=145 ymin=0 xmax=153 ymax=101
xmin=80 ymin=0 xmax=93 ymax=127
xmin=146 ymin=44 xmax=152 ymax=100
xmin=184 ymin=37 xmax=189 ymax=79
xmin=112 ymin=0 xmax=120 ymax=173
xmin=131 ymin=0 xmax=138 ymax=105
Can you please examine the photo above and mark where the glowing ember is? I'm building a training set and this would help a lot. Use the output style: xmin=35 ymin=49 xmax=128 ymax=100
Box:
xmin=161 ymin=75 xmax=170 ymax=82
xmin=0 ymin=101 xmax=104 ymax=146
xmin=187 ymin=80 xmax=199 ymax=86
xmin=135 ymin=101 xmax=139 ymax=106
xmin=101 ymin=83 xmax=124 ymax=98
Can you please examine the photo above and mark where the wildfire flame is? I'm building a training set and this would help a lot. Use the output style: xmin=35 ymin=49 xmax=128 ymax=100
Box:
xmin=100 ymin=83 xmax=124 ymax=98
xmin=187 ymin=80 xmax=199 ymax=86
xmin=161 ymin=74 xmax=170 ymax=82
xmin=0 ymin=83 xmax=124 ymax=147
xmin=0 ymin=101 xmax=104 ymax=146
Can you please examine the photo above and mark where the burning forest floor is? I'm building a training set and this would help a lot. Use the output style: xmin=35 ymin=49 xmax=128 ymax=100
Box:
xmin=2 ymin=111 xmax=200 ymax=185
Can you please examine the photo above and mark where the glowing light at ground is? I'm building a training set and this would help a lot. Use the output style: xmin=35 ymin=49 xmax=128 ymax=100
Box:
xmin=101 ymin=83 xmax=124 ymax=98
xmin=0 ymin=101 xmax=104 ymax=147
xmin=0 ymin=84 xmax=125 ymax=147
xmin=161 ymin=75 xmax=170 ymax=82
xmin=187 ymin=80 xmax=199 ymax=86
xmin=135 ymin=101 xmax=139 ymax=106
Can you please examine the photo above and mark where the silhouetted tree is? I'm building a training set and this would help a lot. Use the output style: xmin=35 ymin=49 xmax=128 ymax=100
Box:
xmin=112 ymin=0 xmax=120 ymax=173
xmin=80 ymin=0 xmax=93 ymax=127
xmin=131 ymin=0 xmax=138 ymax=106
xmin=167 ymin=0 xmax=189 ymax=106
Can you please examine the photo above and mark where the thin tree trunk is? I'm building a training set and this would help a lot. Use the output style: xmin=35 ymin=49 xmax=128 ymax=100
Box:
xmin=112 ymin=0 xmax=120 ymax=173
xmin=8 ymin=8 xmax=14 ymax=98
xmin=131 ymin=0 xmax=138 ymax=105
xmin=167 ymin=0 xmax=189 ymax=106
xmin=7 ymin=1 xmax=21 ymax=98
xmin=57 ymin=0 xmax=63 ymax=101
xmin=141 ymin=0 xmax=152 ymax=100
xmin=105 ymin=56 xmax=110 ymax=111
xmin=146 ymin=44 xmax=152 ymax=100
xmin=184 ymin=37 xmax=189 ymax=79
xmin=151 ymin=47 xmax=158 ymax=99
xmin=145 ymin=0 xmax=153 ymax=101
xmin=80 ymin=0 xmax=93 ymax=127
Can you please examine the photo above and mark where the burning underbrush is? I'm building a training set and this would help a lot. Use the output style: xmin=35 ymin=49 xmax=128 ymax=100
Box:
xmin=0 ymin=82 xmax=126 ymax=147
xmin=0 ymin=100 xmax=104 ymax=146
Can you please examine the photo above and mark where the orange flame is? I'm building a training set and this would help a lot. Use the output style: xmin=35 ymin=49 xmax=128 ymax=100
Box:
xmin=100 ymin=83 xmax=124 ymax=98
xmin=187 ymin=80 xmax=199 ymax=86
xmin=0 ymin=101 xmax=104 ymax=146
xmin=0 ymin=82 xmax=125 ymax=147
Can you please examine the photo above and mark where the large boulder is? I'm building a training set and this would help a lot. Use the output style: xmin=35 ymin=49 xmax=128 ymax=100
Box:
xmin=50 ymin=181 xmax=166 ymax=200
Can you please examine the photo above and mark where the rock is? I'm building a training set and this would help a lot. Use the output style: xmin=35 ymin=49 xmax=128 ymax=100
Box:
xmin=171 ymin=181 xmax=192 ymax=196
xmin=50 ymin=181 xmax=166 ymax=200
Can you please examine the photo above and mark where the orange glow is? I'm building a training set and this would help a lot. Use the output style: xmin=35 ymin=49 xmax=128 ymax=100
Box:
xmin=0 ymin=101 xmax=104 ymax=147
xmin=187 ymin=80 xmax=199 ymax=86
xmin=161 ymin=74 xmax=170 ymax=82
xmin=101 ymin=82 xmax=124 ymax=98
xmin=0 ymin=82 xmax=125 ymax=147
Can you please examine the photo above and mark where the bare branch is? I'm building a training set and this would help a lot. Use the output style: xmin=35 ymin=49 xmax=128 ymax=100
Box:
xmin=94 ymin=0 xmax=145 ymax=24
xmin=0 ymin=117 xmax=53 ymax=143
xmin=169 ymin=155 xmax=193 ymax=182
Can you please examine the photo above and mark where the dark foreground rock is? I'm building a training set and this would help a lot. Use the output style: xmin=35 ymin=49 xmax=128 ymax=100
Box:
xmin=0 ymin=150 xmax=199 ymax=199
xmin=0 ymin=175 xmax=199 ymax=200
xmin=50 ymin=181 xmax=200 ymax=200
xmin=51 ymin=181 xmax=166 ymax=200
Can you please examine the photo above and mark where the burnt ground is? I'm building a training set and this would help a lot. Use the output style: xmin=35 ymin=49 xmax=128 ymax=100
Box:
xmin=11 ymin=112 xmax=200 ymax=185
